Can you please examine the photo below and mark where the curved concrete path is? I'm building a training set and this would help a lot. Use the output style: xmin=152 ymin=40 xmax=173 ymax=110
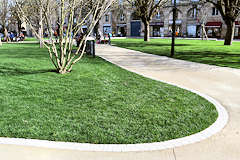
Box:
xmin=1 ymin=45 xmax=240 ymax=160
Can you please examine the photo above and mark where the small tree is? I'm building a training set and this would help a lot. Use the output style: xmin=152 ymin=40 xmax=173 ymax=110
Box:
xmin=205 ymin=0 xmax=240 ymax=45
xmin=16 ymin=0 xmax=114 ymax=74
xmin=0 ymin=0 xmax=10 ymax=42
xmin=15 ymin=0 xmax=48 ymax=48
xmin=9 ymin=4 xmax=23 ymax=36
xmin=127 ymin=0 xmax=167 ymax=41
xmin=198 ymin=2 xmax=209 ymax=40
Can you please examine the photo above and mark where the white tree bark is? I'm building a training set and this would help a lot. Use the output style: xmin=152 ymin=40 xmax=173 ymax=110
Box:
xmin=39 ymin=3 xmax=44 ymax=48
xmin=199 ymin=3 xmax=209 ymax=40
xmin=201 ymin=24 xmax=208 ymax=40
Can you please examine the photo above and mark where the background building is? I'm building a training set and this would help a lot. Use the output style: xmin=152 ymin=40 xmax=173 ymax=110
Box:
xmin=98 ymin=0 xmax=240 ymax=39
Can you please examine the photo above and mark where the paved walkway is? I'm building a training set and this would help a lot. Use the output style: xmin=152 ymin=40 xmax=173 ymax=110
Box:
xmin=95 ymin=45 xmax=240 ymax=159
xmin=0 ymin=45 xmax=240 ymax=160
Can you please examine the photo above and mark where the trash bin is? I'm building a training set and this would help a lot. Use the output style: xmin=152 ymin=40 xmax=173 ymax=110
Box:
xmin=85 ymin=40 xmax=95 ymax=58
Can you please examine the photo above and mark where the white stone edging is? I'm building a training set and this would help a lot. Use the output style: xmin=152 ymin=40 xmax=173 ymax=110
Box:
xmin=0 ymin=55 xmax=228 ymax=152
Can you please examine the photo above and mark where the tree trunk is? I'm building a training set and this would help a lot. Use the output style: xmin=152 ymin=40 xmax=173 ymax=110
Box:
xmin=143 ymin=21 xmax=150 ymax=42
xmin=201 ymin=24 xmax=208 ymax=40
xmin=94 ymin=21 xmax=100 ymax=41
xmin=4 ymin=28 xmax=9 ymax=42
xmin=39 ymin=5 xmax=44 ymax=48
xmin=171 ymin=0 xmax=177 ymax=57
xmin=17 ymin=19 xmax=22 ymax=36
xmin=224 ymin=20 xmax=235 ymax=45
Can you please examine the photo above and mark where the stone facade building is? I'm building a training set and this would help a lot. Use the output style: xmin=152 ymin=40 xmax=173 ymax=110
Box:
xmin=99 ymin=0 xmax=240 ymax=39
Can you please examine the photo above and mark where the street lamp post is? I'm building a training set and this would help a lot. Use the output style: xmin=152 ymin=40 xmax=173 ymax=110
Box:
xmin=171 ymin=0 xmax=177 ymax=57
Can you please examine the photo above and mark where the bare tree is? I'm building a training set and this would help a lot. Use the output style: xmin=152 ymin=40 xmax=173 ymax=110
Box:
xmin=198 ymin=2 xmax=209 ymax=40
xmin=15 ymin=0 xmax=47 ymax=47
xmin=127 ymin=0 xmax=167 ymax=41
xmin=33 ymin=0 xmax=45 ymax=48
xmin=0 ymin=0 xmax=21 ymax=45
xmin=204 ymin=0 xmax=240 ymax=45
xmin=0 ymin=0 xmax=10 ymax=42
xmin=16 ymin=0 xmax=114 ymax=74
xmin=9 ymin=3 xmax=23 ymax=36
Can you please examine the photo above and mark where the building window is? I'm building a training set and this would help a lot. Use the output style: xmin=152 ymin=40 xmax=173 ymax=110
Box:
xmin=212 ymin=7 xmax=219 ymax=16
xmin=172 ymin=0 xmax=179 ymax=4
xmin=131 ymin=12 xmax=140 ymax=20
xmin=105 ymin=15 xmax=109 ymax=22
xmin=188 ymin=8 xmax=198 ymax=19
xmin=170 ymin=10 xmax=179 ymax=19
xmin=120 ymin=14 xmax=125 ymax=21
xmin=156 ymin=12 xmax=161 ymax=20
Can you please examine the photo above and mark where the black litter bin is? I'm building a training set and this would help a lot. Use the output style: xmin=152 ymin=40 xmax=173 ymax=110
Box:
xmin=85 ymin=40 xmax=95 ymax=58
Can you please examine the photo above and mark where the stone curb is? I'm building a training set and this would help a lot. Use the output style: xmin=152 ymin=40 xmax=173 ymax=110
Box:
xmin=0 ymin=54 xmax=228 ymax=152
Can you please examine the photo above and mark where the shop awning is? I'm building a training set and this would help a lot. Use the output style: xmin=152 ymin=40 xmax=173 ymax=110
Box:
xmin=150 ymin=22 xmax=164 ymax=27
xmin=205 ymin=22 xmax=222 ymax=28
xmin=235 ymin=21 xmax=240 ymax=27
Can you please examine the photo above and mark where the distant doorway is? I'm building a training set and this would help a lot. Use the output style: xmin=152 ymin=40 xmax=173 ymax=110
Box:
xmin=131 ymin=21 xmax=141 ymax=37
xmin=119 ymin=27 xmax=126 ymax=36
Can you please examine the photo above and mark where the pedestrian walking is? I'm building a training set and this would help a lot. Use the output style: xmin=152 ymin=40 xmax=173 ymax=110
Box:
xmin=108 ymin=32 xmax=112 ymax=45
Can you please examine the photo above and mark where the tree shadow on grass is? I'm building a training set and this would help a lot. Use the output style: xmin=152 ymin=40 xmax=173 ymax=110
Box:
xmin=113 ymin=40 xmax=240 ymax=69
xmin=0 ymin=49 xmax=48 ymax=59
xmin=113 ymin=42 xmax=191 ymax=48
xmin=0 ymin=44 xmax=49 ymax=59
xmin=0 ymin=65 xmax=56 ymax=76
xmin=175 ymin=51 xmax=240 ymax=68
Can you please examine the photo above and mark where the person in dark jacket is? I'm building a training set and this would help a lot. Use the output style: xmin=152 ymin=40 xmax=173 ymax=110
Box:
xmin=108 ymin=32 xmax=112 ymax=45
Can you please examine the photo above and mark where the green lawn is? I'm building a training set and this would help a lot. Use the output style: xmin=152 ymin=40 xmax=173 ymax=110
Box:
xmin=0 ymin=44 xmax=217 ymax=144
xmin=24 ymin=37 xmax=38 ymax=41
xmin=24 ymin=37 xmax=49 ymax=41
xmin=112 ymin=38 xmax=240 ymax=69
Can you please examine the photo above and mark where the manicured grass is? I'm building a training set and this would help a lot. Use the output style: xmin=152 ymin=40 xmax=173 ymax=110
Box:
xmin=24 ymin=37 xmax=49 ymax=41
xmin=112 ymin=38 xmax=240 ymax=69
xmin=24 ymin=37 xmax=38 ymax=41
xmin=0 ymin=44 xmax=218 ymax=144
